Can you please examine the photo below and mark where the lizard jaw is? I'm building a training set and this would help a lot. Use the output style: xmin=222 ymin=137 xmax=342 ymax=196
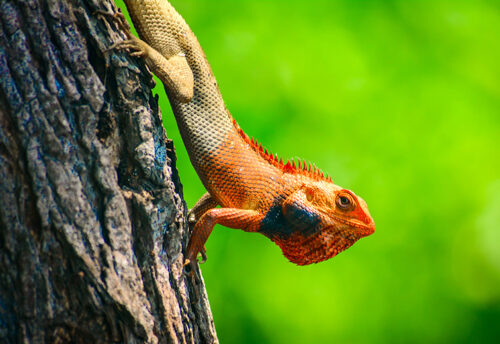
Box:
xmin=329 ymin=214 xmax=375 ymax=236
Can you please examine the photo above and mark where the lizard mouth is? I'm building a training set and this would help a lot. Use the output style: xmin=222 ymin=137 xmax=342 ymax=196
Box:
xmin=314 ymin=207 xmax=375 ymax=235
xmin=329 ymin=214 xmax=375 ymax=236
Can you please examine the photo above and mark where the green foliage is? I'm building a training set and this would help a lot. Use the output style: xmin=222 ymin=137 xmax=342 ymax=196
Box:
xmin=116 ymin=1 xmax=500 ymax=342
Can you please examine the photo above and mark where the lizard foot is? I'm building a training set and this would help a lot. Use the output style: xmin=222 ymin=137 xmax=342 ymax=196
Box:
xmin=94 ymin=9 xmax=131 ymax=35
xmin=183 ymin=248 xmax=207 ymax=268
xmin=199 ymin=247 xmax=207 ymax=264
xmin=106 ymin=36 xmax=150 ymax=57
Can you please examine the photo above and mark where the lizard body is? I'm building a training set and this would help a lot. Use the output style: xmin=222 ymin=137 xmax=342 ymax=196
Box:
xmin=116 ymin=0 xmax=375 ymax=266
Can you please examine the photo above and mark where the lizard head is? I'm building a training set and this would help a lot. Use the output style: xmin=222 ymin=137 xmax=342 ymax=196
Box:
xmin=275 ymin=181 xmax=375 ymax=265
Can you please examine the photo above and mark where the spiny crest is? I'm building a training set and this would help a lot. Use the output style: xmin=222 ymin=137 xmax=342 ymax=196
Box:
xmin=232 ymin=119 xmax=332 ymax=182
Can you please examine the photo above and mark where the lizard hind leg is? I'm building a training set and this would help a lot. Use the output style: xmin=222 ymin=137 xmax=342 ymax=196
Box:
xmin=102 ymin=14 xmax=194 ymax=103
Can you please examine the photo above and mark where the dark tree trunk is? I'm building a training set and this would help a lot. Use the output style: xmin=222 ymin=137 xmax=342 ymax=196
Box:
xmin=0 ymin=0 xmax=217 ymax=343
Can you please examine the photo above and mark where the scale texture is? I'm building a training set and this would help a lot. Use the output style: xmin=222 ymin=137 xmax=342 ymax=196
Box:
xmin=122 ymin=0 xmax=375 ymax=266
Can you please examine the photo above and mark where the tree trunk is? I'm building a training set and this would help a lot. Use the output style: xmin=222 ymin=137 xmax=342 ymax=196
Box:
xmin=0 ymin=0 xmax=217 ymax=343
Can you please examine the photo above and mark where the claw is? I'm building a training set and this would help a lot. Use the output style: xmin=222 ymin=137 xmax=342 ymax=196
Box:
xmin=94 ymin=9 xmax=131 ymax=34
xmin=199 ymin=249 xmax=207 ymax=264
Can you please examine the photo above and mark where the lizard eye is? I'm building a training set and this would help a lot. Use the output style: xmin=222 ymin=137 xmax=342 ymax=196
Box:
xmin=336 ymin=193 xmax=355 ymax=211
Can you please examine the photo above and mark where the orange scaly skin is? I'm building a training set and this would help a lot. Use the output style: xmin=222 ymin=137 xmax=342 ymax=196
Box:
xmin=190 ymin=121 xmax=375 ymax=265
xmin=118 ymin=0 xmax=375 ymax=266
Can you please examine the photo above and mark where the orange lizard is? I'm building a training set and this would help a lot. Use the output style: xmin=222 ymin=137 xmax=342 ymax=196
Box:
xmin=113 ymin=0 xmax=375 ymax=266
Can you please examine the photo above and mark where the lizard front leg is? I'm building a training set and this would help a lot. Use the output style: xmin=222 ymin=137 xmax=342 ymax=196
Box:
xmin=187 ymin=192 xmax=219 ymax=263
xmin=185 ymin=208 xmax=262 ymax=267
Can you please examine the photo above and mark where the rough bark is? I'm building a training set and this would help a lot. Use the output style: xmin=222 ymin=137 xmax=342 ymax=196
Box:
xmin=0 ymin=0 xmax=217 ymax=343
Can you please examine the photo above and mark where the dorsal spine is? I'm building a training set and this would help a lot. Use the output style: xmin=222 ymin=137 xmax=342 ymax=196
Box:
xmin=232 ymin=118 xmax=332 ymax=182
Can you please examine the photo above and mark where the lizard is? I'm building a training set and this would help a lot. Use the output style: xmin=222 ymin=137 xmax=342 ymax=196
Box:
xmin=110 ymin=0 xmax=375 ymax=267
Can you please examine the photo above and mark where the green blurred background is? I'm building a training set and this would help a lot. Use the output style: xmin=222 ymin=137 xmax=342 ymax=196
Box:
xmin=116 ymin=1 xmax=499 ymax=342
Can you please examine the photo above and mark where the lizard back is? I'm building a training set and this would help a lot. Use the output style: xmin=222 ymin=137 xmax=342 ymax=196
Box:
xmin=123 ymin=0 xmax=286 ymax=208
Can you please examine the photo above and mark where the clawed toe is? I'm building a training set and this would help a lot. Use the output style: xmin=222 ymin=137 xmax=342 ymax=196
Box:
xmin=95 ymin=9 xmax=131 ymax=33
xmin=199 ymin=249 xmax=207 ymax=264
xmin=106 ymin=38 xmax=147 ymax=57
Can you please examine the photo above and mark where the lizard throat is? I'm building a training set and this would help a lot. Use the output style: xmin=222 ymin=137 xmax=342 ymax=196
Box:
xmin=271 ymin=227 xmax=362 ymax=265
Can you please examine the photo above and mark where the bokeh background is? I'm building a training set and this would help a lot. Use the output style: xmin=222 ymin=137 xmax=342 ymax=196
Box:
xmin=116 ymin=1 xmax=499 ymax=342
